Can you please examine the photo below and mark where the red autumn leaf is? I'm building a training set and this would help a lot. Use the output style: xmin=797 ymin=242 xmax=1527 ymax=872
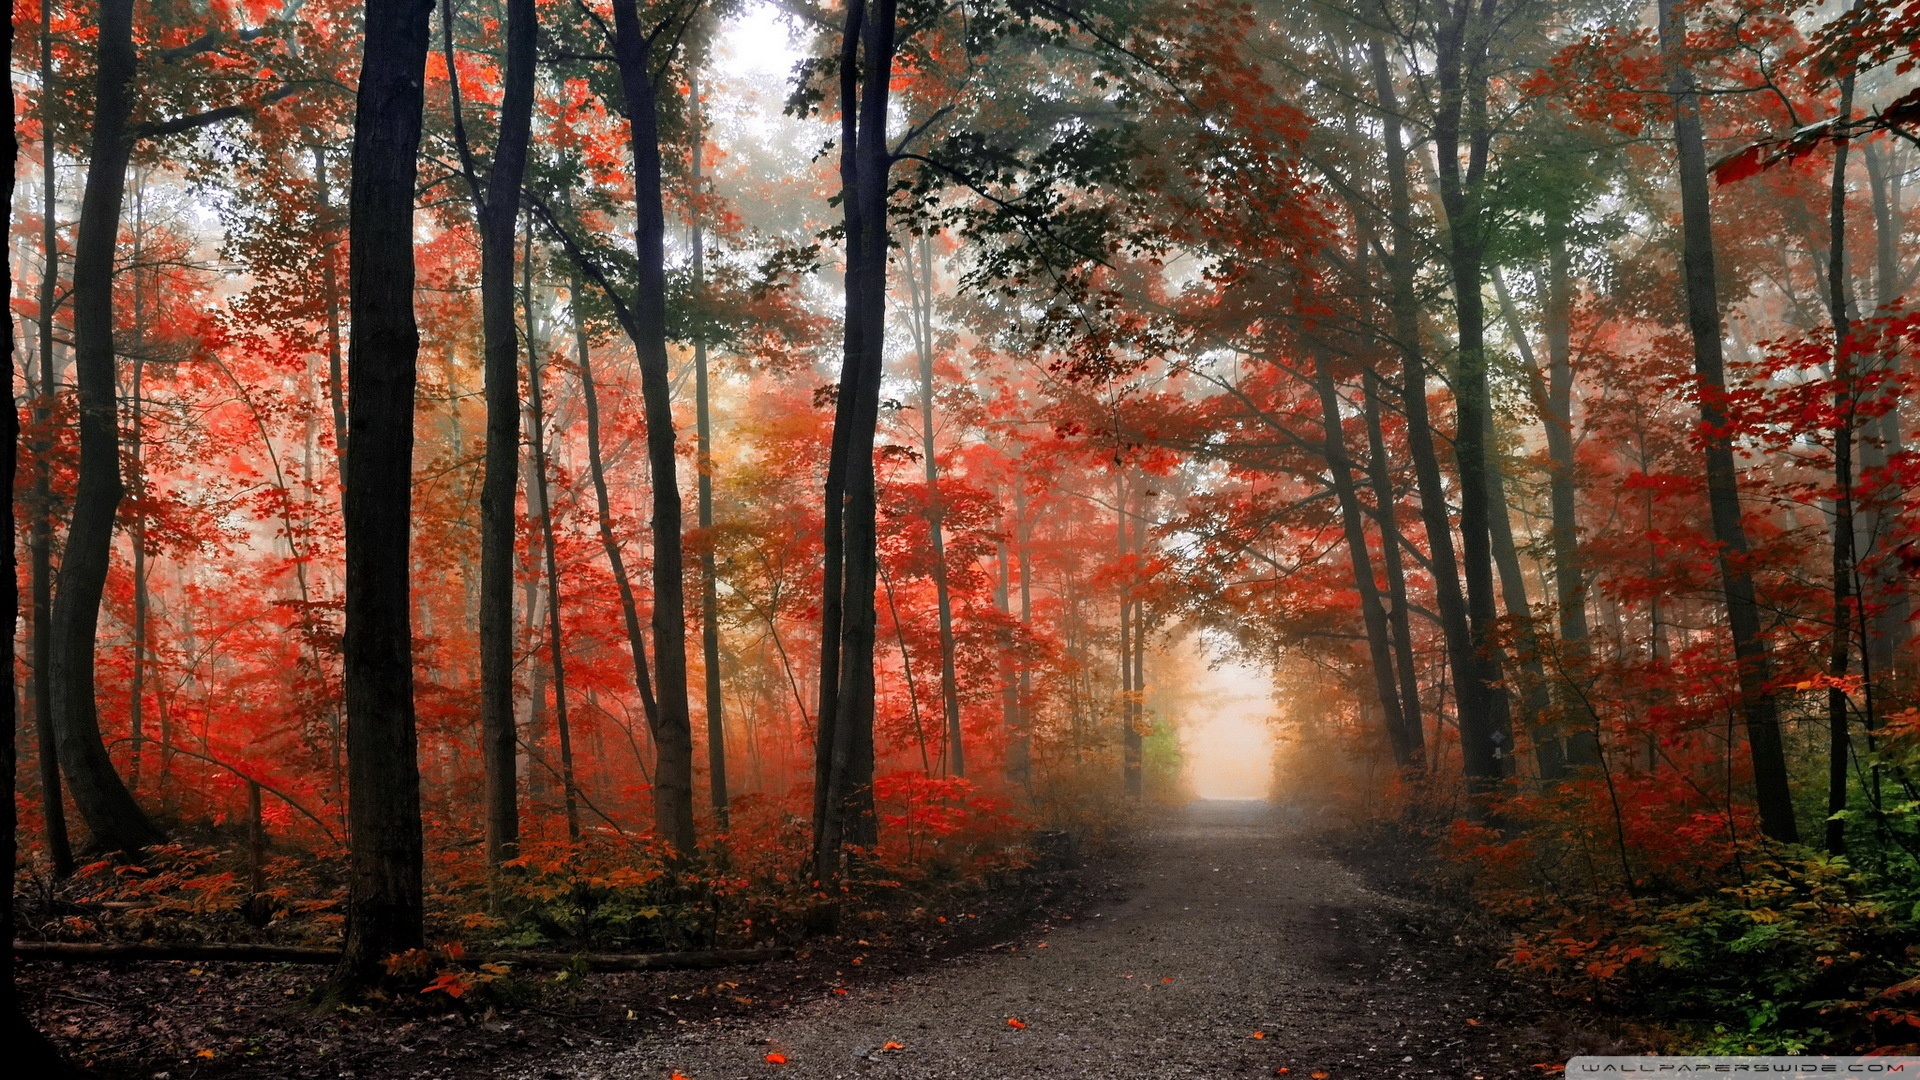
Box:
xmin=765 ymin=1052 xmax=788 ymax=1065
xmin=1006 ymin=1017 xmax=1027 ymax=1029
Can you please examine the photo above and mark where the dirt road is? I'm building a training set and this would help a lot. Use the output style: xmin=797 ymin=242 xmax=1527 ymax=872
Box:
xmin=507 ymin=800 xmax=1631 ymax=1080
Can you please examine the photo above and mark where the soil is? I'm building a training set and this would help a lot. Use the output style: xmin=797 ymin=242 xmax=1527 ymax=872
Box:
xmin=20 ymin=801 xmax=1653 ymax=1079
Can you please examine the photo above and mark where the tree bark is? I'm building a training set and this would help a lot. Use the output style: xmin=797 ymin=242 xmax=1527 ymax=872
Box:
xmin=524 ymin=245 xmax=580 ymax=841
xmin=1370 ymin=38 xmax=1484 ymax=784
xmin=1431 ymin=0 xmax=1516 ymax=787
xmin=5 ymin=2 xmax=86 ymax=1057
xmin=607 ymin=0 xmax=694 ymax=854
xmin=48 ymin=0 xmax=166 ymax=853
xmin=1659 ymin=0 xmax=1798 ymax=843
xmin=906 ymin=235 xmax=964 ymax=777
xmin=331 ymin=0 xmax=434 ymax=993
xmin=568 ymin=257 xmax=663 ymax=743
xmin=31 ymin=0 xmax=74 ymax=874
xmin=1825 ymin=74 xmax=1857 ymax=857
xmin=443 ymin=0 xmax=537 ymax=873
xmin=1319 ymin=365 xmax=1415 ymax=767
xmin=1362 ymin=370 xmax=1426 ymax=763
xmin=1860 ymin=140 xmax=1909 ymax=689
xmin=690 ymin=78 xmax=728 ymax=830
xmin=814 ymin=0 xmax=896 ymax=877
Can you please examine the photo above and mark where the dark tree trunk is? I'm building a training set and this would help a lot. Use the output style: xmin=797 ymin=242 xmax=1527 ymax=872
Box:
xmin=1659 ymin=0 xmax=1798 ymax=843
xmin=331 ymin=0 xmax=434 ymax=993
xmin=5 ymin=0 xmax=87 ymax=1058
xmin=814 ymin=0 xmax=896 ymax=877
xmin=690 ymin=86 xmax=729 ymax=830
xmin=1370 ymin=38 xmax=1484 ymax=782
xmin=1431 ymin=0 xmax=1515 ymax=787
xmin=48 ymin=0 xmax=165 ymax=854
xmin=608 ymin=0 xmax=695 ymax=854
xmin=1825 ymin=75 xmax=1857 ymax=856
xmin=32 ymin=0 xmax=74 ymax=874
xmin=444 ymin=0 xmax=537 ymax=873
xmin=1315 ymin=364 xmax=1416 ymax=766
xmin=907 ymin=236 xmax=964 ymax=777
xmin=1362 ymin=371 xmax=1426 ymax=763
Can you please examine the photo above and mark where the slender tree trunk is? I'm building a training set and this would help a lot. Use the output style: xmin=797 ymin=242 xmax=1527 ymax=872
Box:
xmin=1118 ymin=478 xmax=1140 ymax=797
xmin=1011 ymin=480 xmax=1034 ymax=787
xmin=1316 ymin=364 xmax=1416 ymax=766
xmin=32 ymin=1 xmax=73 ymax=872
xmin=569 ymin=258 xmax=662 ymax=736
xmin=996 ymin=540 xmax=1020 ymax=782
xmin=1432 ymin=0 xmax=1515 ymax=787
xmin=524 ymin=254 xmax=579 ymax=841
xmin=315 ymin=146 xmax=349 ymax=489
xmin=607 ymin=0 xmax=695 ymax=854
xmin=815 ymin=0 xmax=896 ymax=877
xmin=1371 ymin=38 xmax=1485 ymax=782
xmin=330 ymin=0 xmax=434 ymax=993
xmin=49 ymin=0 xmax=165 ymax=853
xmin=444 ymin=0 xmax=537 ymax=873
xmin=1660 ymin=0 xmax=1798 ymax=843
xmin=1129 ymin=504 xmax=1147 ymax=795
xmin=690 ymin=84 xmax=728 ymax=830
xmin=5 ymin=4 xmax=80 ymax=1057
xmin=1825 ymin=75 xmax=1857 ymax=856
xmin=907 ymin=236 xmax=964 ymax=777
xmin=1861 ymin=140 xmax=1909 ymax=688
xmin=1362 ymin=371 xmax=1426 ymax=763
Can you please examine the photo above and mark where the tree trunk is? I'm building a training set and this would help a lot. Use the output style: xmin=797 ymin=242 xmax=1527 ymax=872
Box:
xmin=5 ymin=3 xmax=85 ymax=1057
xmin=1011 ymin=480 xmax=1035 ymax=788
xmin=1825 ymin=74 xmax=1857 ymax=857
xmin=48 ymin=0 xmax=165 ymax=853
xmin=331 ymin=0 xmax=434 ymax=993
xmin=1316 ymin=364 xmax=1416 ymax=766
xmin=444 ymin=0 xmax=537 ymax=873
xmin=1431 ymin=0 xmax=1515 ymax=787
xmin=1861 ymin=140 xmax=1909 ymax=691
xmin=1370 ymin=38 xmax=1486 ymax=785
xmin=691 ymin=85 xmax=728 ymax=830
xmin=31 ymin=0 xmax=73 ymax=873
xmin=525 ymin=255 xmax=580 ymax=841
xmin=1118 ymin=478 xmax=1141 ymax=798
xmin=568 ymin=257 xmax=662 ymax=741
xmin=814 ymin=0 xmax=896 ymax=878
xmin=907 ymin=235 xmax=964 ymax=777
xmin=1362 ymin=370 xmax=1426 ymax=763
xmin=607 ymin=0 xmax=694 ymax=855
xmin=1659 ymin=0 xmax=1798 ymax=843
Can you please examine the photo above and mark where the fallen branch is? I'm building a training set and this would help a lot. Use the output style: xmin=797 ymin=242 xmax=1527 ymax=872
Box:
xmin=12 ymin=941 xmax=793 ymax=972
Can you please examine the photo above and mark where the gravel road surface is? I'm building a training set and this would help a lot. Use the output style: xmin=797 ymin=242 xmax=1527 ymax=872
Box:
xmin=506 ymin=800 xmax=1630 ymax=1080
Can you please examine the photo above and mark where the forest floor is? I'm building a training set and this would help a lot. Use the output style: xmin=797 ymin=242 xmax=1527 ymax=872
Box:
xmin=21 ymin=800 xmax=1658 ymax=1079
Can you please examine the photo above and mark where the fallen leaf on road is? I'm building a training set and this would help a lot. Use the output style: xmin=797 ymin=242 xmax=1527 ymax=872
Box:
xmin=881 ymin=1042 xmax=905 ymax=1051
xmin=1161 ymin=977 xmax=1173 ymax=984
xmin=1465 ymin=1018 xmax=1481 ymax=1026
xmin=1311 ymin=1072 xmax=1329 ymax=1079
xmin=1007 ymin=1018 xmax=1027 ymax=1029
xmin=765 ymin=1052 xmax=788 ymax=1064
xmin=832 ymin=988 xmax=848 ymax=995
xmin=1251 ymin=1031 xmax=1265 ymax=1039
xmin=672 ymin=1073 xmax=693 ymax=1080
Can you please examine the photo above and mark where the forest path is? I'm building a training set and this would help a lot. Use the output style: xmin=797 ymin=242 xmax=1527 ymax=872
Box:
xmin=508 ymin=800 xmax=1614 ymax=1080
